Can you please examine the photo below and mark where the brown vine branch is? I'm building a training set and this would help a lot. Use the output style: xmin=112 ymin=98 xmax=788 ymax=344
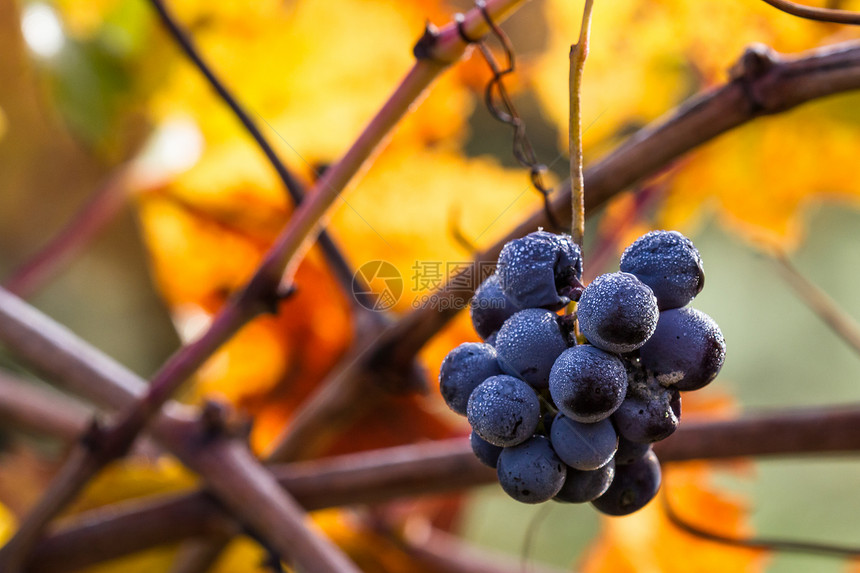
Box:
xmin=31 ymin=438 xmax=493 ymax=572
xmin=27 ymin=401 xmax=860 ymax=570
xmin=264 ymin=37 xmax=860 ymax=481
xmin=0 ymin=288 xmax=359 ymax=573
xmin=372 ymin=39 xmax=860 ymax=372
xmin=760 ymin=0 xmax=860 ymax=25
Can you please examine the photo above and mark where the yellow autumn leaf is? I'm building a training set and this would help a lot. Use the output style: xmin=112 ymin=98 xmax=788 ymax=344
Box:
xmin=0 ymin=105 xmax=7 ymax=141
xmin=533 ymin=0 xmax=860 ymax=250
xmin=583 ymin=393 xmax=764 ymax=573
xmin=72 ymin=456 xmax=196 ymax=513
xmin=581 ymin=462 xmax=766 ymax=573
xmin=329 ymin=144 xmax=547 ymax=313
xmin=146 ymin=0 xmax=471 ymax=166
xmin=663 ymin=103 xmax=860 ymax=249
xmin=0 ymin=502 xmax=15 ymax=547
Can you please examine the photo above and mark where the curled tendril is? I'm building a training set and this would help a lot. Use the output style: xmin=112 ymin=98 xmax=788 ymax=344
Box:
xmin=457 ymin=3 xmax=560 ymax=230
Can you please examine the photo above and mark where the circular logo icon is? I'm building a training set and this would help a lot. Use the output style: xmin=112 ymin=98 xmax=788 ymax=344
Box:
xmin=352 ymin=260 xmax=403 ymax=311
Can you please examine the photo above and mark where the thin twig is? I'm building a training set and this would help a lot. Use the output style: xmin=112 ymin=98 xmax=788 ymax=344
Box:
xmin=147 ymin=0 xmax=363 ymax=304
xmin=771 ymin=251 xmax=860 ymax=356
xmin=662 ymin=493 xmax=860 ymax=557
xmin=397 ymin=521 xmax=570 ymax=573
xmin=569 ymin=0 xmax=594 ymax=248
xmin=2 ymin=165 xmax=132 ymax=298
xmin=760 ymin=0 xmax=860 ymax=25
xmin=0 ymin=371 xmax=93 ymax=442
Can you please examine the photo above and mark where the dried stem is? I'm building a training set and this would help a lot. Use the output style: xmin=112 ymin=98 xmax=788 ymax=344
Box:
xmin=760 ymin=0 xmax=860 ymax=25
xmin=771 ymin=251 xmax=860 ymax=356
xmin=2 ymin=165 xmax=132 ymax=298
xmin=569 ymin=0 xmax=594 ymax=248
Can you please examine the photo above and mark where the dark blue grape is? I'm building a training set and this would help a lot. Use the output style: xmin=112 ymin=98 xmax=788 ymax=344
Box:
xmin=497 ymin=231 xmax=583 ymax=310
xmin=577 ymin=272 xmax=659 ymax=354
xmin=495 ymin=309 xmax=570 ymax=390
xmin=549 ymin=414 xmax=617 ymax=471
xmin=470 ymin=430 xmax=504 ymax=468
xmin=549 ymin=345 xmax=627 ymax=423
xmin=467 ymin=375 xmax=540 ymax=447
xmin=620 ymin=230 xmax=704 ymax=310
xmin=639 ymin=307 xmax=726 ymax=391
xmin=614 ymin=436 xmax=652 ymax=465
xmin=554 ymin=458 xmax=615 ymax=504
xmin=439 ymin=343 xmax=504 ymax=416
xmin=470 ymin=273 xmax=521 ymax=340
xmin=497 ymin=435 xmax=567 ymax=503
xmin=591 ymin=450 xmax=661 ymax=516
xmin=612 ymin=360 xmax=679 ymax=443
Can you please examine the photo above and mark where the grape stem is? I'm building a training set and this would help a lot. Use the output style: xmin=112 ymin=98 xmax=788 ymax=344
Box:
xmin=569 ymin=0 xmax=594 ymax=250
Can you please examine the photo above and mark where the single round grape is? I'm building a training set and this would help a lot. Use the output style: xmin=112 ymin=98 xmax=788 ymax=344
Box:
xmin=614 ymin=436 xmax=652 ymax=465
xmin=549 ymin=345 xmax=627 ymax=423
xmin=470 ymin=273 xmax=521 ymax=340
xmin=591 ymin=450 xmax=661 ymax=516
xmin=612 ymin=362 xmax=679 ymax=443
xmin=439 ymin=343 xmax=504 ymax=416
xmin=554 ymin=458 xmax=615 ymax=504
xmin=495 ymin=309 xmax=570 ymax=390
xmin=620 ymin=230 xmax=705 ymax=310
xmin=550 ymin=414 xmax=617 ymax=471
xmin=497 ymin=230 xmax=583 ymax=310
xmin=639 ymin=307 xmax=726 ymax=391
xmin=497 ymin=435 xmax=567 ymax=503
xmin=470 ymin=430 xmax=504 ymax=468
xmin=577 ymin=272 xmax=659 ymax=354
xmin=467 ymin=375 xmax=540 ymax=447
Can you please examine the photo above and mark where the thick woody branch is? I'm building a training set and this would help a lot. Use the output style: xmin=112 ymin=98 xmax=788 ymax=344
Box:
xmin=30 ymin=403 xmax=860 ymax=569
xmin=0 ymin=288 xmax=358 ymax=573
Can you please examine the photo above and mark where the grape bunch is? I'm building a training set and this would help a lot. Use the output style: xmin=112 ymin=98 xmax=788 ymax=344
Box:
xmin=439 ymin=230 xmax=725 ymax=516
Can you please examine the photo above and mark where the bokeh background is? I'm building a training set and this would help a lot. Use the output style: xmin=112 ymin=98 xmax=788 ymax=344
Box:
xmin=2 ymin=0 xmax=860 ymax=571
